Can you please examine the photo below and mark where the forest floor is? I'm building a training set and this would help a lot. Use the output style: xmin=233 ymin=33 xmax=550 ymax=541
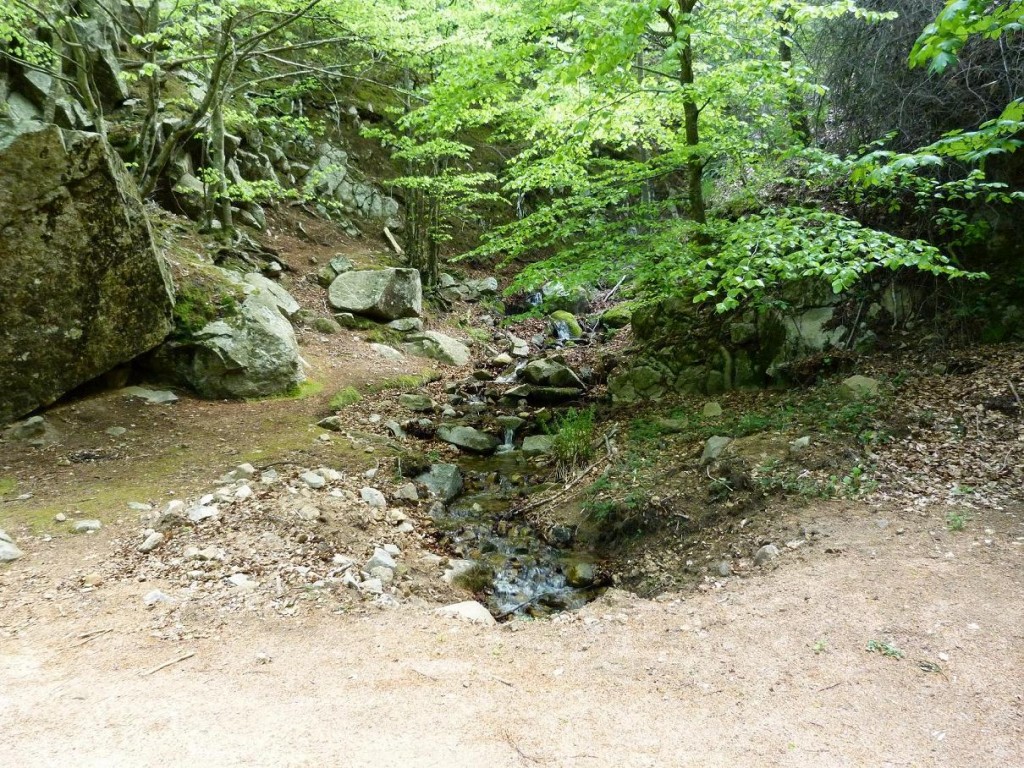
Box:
xmin=1 ymin=214 xmax=1022 ymax=767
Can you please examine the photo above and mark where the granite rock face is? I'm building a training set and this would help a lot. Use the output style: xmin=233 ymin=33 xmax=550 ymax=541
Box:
xmin=0 ymin=122 xmax=174 ymax=422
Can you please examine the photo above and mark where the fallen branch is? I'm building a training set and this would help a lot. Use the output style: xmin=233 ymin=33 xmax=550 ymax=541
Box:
xmin=1009 ymin=379 xmax=1022 ymax=410
xmin=140 ymin=650 xmax=196 ymax=677
xmin=603 ymin=275 xmax=627 ymax=302
xmin=383 ymin=226 xmax=404 ymax=256
xmin=73 ymin=628 xmax=113 ymax=647
xmin=511 ymin=455 xmax=610 ymax=516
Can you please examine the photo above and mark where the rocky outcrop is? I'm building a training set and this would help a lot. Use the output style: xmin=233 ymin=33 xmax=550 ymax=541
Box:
xmin=328 ymin=268 xmax=423 ymax=321
xmin=0 ymin=121 xmax=174 ymax=423
xmin=607 ymin=280 xmax=916 ymax=403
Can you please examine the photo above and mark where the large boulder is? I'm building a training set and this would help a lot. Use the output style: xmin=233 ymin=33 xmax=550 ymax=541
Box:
xmin=153 ymin=291 xmax=303 ymax=399
xmin=0 ymin=122 xmax=174 ymax=423
xmin=402 ymin=331 xmax=472 ymax=367
xmin=436 ymin=425 xmax=500 ymax=454
xmin=328 ymin=268 xmax=422 ymax=321
xmin=522 ymin=358 xmax=585 ymax=389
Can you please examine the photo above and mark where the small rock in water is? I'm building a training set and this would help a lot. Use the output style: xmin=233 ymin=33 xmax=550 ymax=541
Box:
xmin=436 ymin=601 xmax=497 ymax=626
xmin=72 ymin=519 xmax=102 ymax=534
xmin=300 ymin=471 xmax=326 ymax=489
xmin=754 ymin=544 xmax=780 ymax=566
xmin=138 ymin=532 xmax=165 ymax=553
xmin=360 ymin=487 xmax=387 ymax=509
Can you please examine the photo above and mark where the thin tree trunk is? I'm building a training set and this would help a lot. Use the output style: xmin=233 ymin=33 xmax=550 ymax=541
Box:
xmin=778 ymin=4 xmax=810 ymax=143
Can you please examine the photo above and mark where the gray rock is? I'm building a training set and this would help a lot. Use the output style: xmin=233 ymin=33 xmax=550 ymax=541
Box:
xmin=72 ymin=519 xmax=102 ymax=534
xmin=138 ymin=532 xmax=165 ymax=553
xmin=143 ymin=589 xmax=173 ymax=607
xmin=370 ymin=343 xmax=404 ymax=360
xmin=386 ymin=317 xmax=424 ymax=333
xmin=243 ymin=273 xmax=300 ymax=318
xmin=402 ymin=331 xmax=472 ymax=367
xmin=300 ymin=471 xmax=326 ymax=489
xmin=318 ymin=416 xmax=344 ymax=431
xmin=359 ymin=577 xmax=384 ymax=595
xmin=360 ymin=487 xmax=387 ymax=509
xmin=369 ymin=565 xmax=394 ymax=584
xmin=702 ymin=402 xmax=723 ymax=418
xmin=227 ymin=573 xmax=259 ymax=589
xmin=522 ymin=359 xmax=584 ymax=389
xmin=436 ymin=425 xmax=500 ymax=454
xmin=716 ymin=561 xmax=732 ymax=577
xmin=840 ymin=375 xmax=879 ymax=400
xmin=508 ymin=334 xmax=530 ymax=358
xmin=435 ymin=600 xmax=497 ymax=626
xmin=754 ymin=544 xmax=780 ymax=566
xmin=565 ymin=561 xmax=597 ymax=588
xmin=394 ymin=483 xmax=419 ymax=502
xmin=384 ymin=420 xmax=407 ymax=438
xmin=328 ymin=268 xmax=422 ymax=321
xmin=416 ymin=464 xmax=463 ymax=502
xmin=789 ymin=436 xmax=812 ymax=454
xmin=5 ymin=415 xmax=48 ymax=440
xmin=522 ymin=434 xmax=555 ymax=456
xmin=122 ymin=386 xmax=178 ymax=404
xmin=365 ymin=546 xmax=397 ymax=571
xmin=465 ymin=276 xmax=499 ymax=295
xmin=153 ymin=280 xmax=303 ymax=399
xmin=0 ymin=529 xmax=23 ymax=562
xmin=187 ymin=505 xmax=218 ymax=523
xmin=701 ymin=436 xmax=732 ymax=465
xmin=398 ymin=393 xmax=434 ymax=412
xmin=229 ymin=463 xmax=257 ymax=480
xmin=105 ymin=426 xmax=127 ymax=436
xmin=0 ymin=123 xmax=174 ymax=423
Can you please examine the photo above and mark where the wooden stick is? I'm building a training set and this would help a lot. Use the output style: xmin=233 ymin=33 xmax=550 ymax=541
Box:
xmin=1009 ymin=380 xmax=1022 ymax=409
xmin=140 ymin=650 xmax=196 ymax=677
xmin=73 ymin=628 xmax=113 ymax=647
xmin=384 ymin=227 xmax=404 ymax=256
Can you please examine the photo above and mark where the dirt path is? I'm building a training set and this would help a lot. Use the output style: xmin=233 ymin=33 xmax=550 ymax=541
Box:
xmin=2 ymin=215 xmax=1022 ymax=766
xmin=2 ymin=496 xmax=1022 ymax=767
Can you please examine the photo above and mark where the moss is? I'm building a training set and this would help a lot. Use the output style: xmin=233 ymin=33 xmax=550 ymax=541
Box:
xmin=329 ymin=386 xmax=362 ymax=410
xmin=257 ymin=378 xmax=323 ymax=402
xmin=171 ymin=280 xmax=243 ymax=339
xmin=0 ymin=477 xmax=16 ymax=497
xmin=363 ymin=326 xmax=404 ymax=346
xmin=312 ymin=317 xmax=341 ymax=335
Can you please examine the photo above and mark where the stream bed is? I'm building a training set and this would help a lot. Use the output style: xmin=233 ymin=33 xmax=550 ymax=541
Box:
xmin=430 ymin=453 xmax=605 ymax=617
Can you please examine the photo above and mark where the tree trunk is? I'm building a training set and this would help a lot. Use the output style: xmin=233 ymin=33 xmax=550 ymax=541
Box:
xmin=210 ymin=97 xmax=234 ymax=240
xmin=778 ymin=4 xmax=810 ymax=143
xmin=676 ymin=0 xmax=706 ymax=228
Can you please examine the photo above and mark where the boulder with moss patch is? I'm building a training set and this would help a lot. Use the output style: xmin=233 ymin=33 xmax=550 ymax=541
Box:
xmin=0 ymin=122 xmax=174 ymax=422
xmin=328 ymin=268 xmax=422 ymax=321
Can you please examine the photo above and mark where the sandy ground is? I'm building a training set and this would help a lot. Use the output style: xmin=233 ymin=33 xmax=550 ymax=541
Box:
xmin=3 ymin=497 xmax=1022 ymax=767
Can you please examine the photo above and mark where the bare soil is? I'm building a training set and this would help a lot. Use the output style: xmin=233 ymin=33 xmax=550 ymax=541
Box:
xmin=2 ymin=214 xmax=1022 ymax=766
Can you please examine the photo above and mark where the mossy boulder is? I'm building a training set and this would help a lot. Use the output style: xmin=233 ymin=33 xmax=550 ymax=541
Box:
xmin=0 ymin=122 xmax=174 ymax=422
xmin=549 ymin=310 xmax=583 ymax=339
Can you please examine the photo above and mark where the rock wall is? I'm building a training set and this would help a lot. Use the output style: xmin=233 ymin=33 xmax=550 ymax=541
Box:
xmin=0 ymin=121 xmax=174 ymax=422
xmin=608 ymin=280 xmax=915 ymax=403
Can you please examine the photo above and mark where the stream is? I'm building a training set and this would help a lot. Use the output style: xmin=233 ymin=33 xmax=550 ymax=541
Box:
xmin=430 ymin=452 xmax=605 ymax=617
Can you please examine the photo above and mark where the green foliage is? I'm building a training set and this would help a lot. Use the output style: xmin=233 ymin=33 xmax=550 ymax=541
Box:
xmin=328 ymin=386 xmax=361 ymax=410
xmin=910 ymin=0 xmax=1024 ymax=72
xmin=946 ymin=509 xmax=970 ymax=531
xmin=866 ymin=639 xmax=905 ymax=659
xmin=552 ymin=407 xmax=596 ymax=473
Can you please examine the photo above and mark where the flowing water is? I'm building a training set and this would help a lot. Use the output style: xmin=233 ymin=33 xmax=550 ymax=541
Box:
xmin=431 ymin=453 xmax=603 ymax=617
